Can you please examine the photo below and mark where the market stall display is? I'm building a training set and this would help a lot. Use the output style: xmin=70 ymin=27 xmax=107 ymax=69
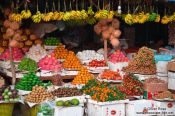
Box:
xmin=72 ymin=67 xmax=94 ymax=84
xmin=53 ymin=44 xmax=68 ymax=59
xmin=108 ymin=50 xmax=129 ymax=71
xmin=25 ymin=85 xmax=53 ymax=103
xmin=123 ymin=47 xmax=156 ymax=75
xmin=98 ymin=70 xmax=122 ymax=81
xmin=38 ymin=55 xmax=62 ymax=71
xmin=26 ymin=44 xmax=47 ymax=62
xmin=88 ymin=60 xmax=107 ymax=67
xmin=154 ymin=91 xmax=175 ymax=101
xmin=44 ymin=37 xmax=60 ymax=46
xmin=77 ymin=50 xmax=104 ymax=63
xmin=82 ymin=79 xmax=125 ymax=102
xmin=144 ymin=77 xmax=168 ymax=99
xmin=63 ymin=51 xmax=82 ymax=70
xmin=51 ymin=88 xmax=83 ymax=98
xmin=15 ymin=72 xmax=51 ymax=91
xmin=56 ymin=98 xmax=80 ymax=107
xmin=117 ymin=74 xmax=143 ymax=96
xmin=0 ymin=86 xmax=19 ymax=102
xmin=18 ymin=58 xmax=38 ymax=72
xmin=0 ymin=48 xmax=24 ymax=61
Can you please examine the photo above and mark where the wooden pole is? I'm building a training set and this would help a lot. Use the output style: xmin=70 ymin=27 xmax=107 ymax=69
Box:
xmin=9 ymin=39 xmax=16 ymax=85
xmin=104 ymin=39 xmax=108 ymax=61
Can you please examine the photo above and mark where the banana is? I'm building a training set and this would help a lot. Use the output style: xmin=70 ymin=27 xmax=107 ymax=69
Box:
xmin=124 ymin=14 xmax=133 ymax=25
xmin=21 ymin=10 xmax=31 ymax=19
xmin=32 ymin=11 xmax=43 ymax=23
xmin=42 ymin=12 xmax=53 ymax=22
xmin=11 ymin=13 xmax=22 ymax=22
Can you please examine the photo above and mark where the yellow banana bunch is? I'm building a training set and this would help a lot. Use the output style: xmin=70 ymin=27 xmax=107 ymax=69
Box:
xmin=32 ymin=11 xmax=43 ymax=23
xmin=11 ymin=13 xmax=22 ymax=22
xmin=80 ymin=10 xmax=88 ymax=20
xmin=42 ymin=12 xmax=53 ymax=22
xmin=69 ymin=10 xmax=81 ymax=20
xmin=138 ymin=12 xmax=149 ymax=24
xmin=63 ymin=12 xmax=71 ymax=21
xmin=132 ymin=15 xmax=139 ymax=23
xmin=108 ymin=11 xmax=114 ymax=19
xmin=124 ymin=14 xmax=133 ymax=25
xmin=52 ymin=11 xmax=59 ymax=20
xmin=21 ymin=10 xmax=31 ymax=19
xmin=94 ymin=10 xmax=109 ymax=20
xmin=172 ymin=12 xmax=175 ymax=22
xmin=161 ymin=15 xmax=171 ymax=24
xmin=155 ymin=14 xmax=160 ymax=23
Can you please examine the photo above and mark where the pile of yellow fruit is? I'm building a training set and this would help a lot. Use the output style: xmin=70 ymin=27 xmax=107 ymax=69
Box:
xmin=53 ymin=44 xmax=69 ymax=59
xmin=72 ymin=67 xmax=94 ymax=85
xmin=63 ymin=51 xmax=82 ymax=70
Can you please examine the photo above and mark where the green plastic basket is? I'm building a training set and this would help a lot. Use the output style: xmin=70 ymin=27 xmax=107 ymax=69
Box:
xmin=0 ymin=103 xmax=14 ymax=116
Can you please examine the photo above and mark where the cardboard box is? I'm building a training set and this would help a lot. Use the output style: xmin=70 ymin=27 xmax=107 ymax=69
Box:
xmin=167 ymin=62 xmax=175 ymax=72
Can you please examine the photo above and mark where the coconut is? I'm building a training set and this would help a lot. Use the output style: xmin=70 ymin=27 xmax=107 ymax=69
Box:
xmin=3 ymin=20 xmax=11 ymax=28
xmin=9 ymin=39 xmax=18 ymax=47
xmin=102 ymin=30 xmax=110 ymax=40
xmin=13 ymin=33 xmax=21 ymax=41
xmin=6 ymin=28 xmax=15 ymax=37
xmin=25 ymin=40 xmax=33 ymax=46
xmin=25 ymin=29 xmax=31 ymax=35
xmin=3 ymin=34 xmax=9 ymax=40
xmin=16 ymin=30 xmax=23 ymax=35
xmin=18 ymin=42 xmax=24 ymax=48
xmin=108 ymin=27 xmax=115 ymax=34
xmin=94 ymin=25 xmax=102 ymax=35
xmin=4 ymin=8 xmax=11 ymax=16
xmin=34 ymin=39 xmax=42 ymax=45
xmin=8 ymin=14 xmax=14 ymax=21
xmin=30 ymin=34 xmax=37 ymax=40
xmin=110 ymin=38 xmax=120 ymax=47
xmin=112 ymin=19 xmax=120 ymax=29
xmin=10 ymin=22 xmax=20 ymax=30
xmin=0 ymin=47 xmax=5 ymax=53
xmin=112 ymin=30 xmax=121 ymax=38
xmin=21 ymin=35 xmax=28 ymax=41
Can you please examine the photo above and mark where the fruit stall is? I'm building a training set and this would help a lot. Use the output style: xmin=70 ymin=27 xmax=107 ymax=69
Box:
xmin=0 ymin=0 xmax=175 ymax=116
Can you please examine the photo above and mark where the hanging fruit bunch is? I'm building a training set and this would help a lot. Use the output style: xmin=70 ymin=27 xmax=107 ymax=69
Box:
xmin=94 ymin=19 xmax=121 ymax=48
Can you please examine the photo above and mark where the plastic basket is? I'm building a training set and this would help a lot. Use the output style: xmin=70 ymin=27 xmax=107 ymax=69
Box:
xmin=0 ymin=103 xmax=14 ymax=116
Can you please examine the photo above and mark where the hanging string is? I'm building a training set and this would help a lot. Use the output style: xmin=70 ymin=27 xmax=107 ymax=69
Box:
xmin=37 ymin=0 xmax=39 ymax=11
xmin=69 ymin=0 xmax=72 ymax=11
xmin=57 ymin=0 xmax=60 ymax=12
xmin=52 ymin=0 xmax=56 ymax=12
xmin=64 ymin=0 xmax=66 ymax=11
xmin=76 ymin=0 xmax=78 ymax=10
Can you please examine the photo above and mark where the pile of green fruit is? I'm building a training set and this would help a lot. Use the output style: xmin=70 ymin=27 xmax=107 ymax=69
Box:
xmin=18 ymin=58 xmax=38 ymax=72
xmin=15 ymin=72 xmax=52 ymax=91
xmin=56 ymin=98 xmax=80 ymax=107
xmin=44 ymin=37 xmax=60 ymax=46
xmin=38 ymin=103 xmax=54 ymax=115
xmin=0 ymin=86 xmax=19 ymax=102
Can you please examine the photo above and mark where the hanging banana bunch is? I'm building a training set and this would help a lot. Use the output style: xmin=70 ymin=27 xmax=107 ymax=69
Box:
xmin=11 ymin=0 xmax=22 ymax=22
xmin=86 ymin=6 xmax=96 ymax=25
xmin=32 ymin=11 xmax=43 ymax=23
xmin=21 ymin=2 xmax=31 ymax=19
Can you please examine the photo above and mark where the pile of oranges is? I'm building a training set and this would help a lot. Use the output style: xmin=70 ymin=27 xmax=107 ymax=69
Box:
xmin=72 ymin=67 xmax=94 ymax=85
xmin=63 ymin=51 xmax=82 ymax=70
xmin=53 ymin=44 xmax=68 ymax=59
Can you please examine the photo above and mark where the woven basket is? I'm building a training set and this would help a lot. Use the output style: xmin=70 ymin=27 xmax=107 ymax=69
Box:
xmin=0 ymin=103 xmax=14 ymax=116
xmin=21 ymin=104 xmax=40 ymax=116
